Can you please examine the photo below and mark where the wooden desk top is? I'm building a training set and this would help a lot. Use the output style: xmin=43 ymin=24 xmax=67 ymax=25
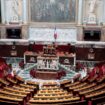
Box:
xmin=24 ymin=51 xmax=75 ymax=57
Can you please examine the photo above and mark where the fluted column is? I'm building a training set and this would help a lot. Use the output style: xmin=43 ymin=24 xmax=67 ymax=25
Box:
xmin=1 ymin=0 xmax=6 ymax=24
xmin=23 ymin=0 xmax=28 ymax=24
xmin=77 ymin=0 xmax=83 ymax=25
xmin=103 ymin=0 xmax=105 ymax=25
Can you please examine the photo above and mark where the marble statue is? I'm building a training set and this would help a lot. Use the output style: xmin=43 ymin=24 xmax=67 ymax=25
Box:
xmin=10 ymin=0 xmax=22 ymax=23
xmin=89 ymin=0 xmax=97 ymax=13
xmin=88 ymin=0 xmax=97 ymax=24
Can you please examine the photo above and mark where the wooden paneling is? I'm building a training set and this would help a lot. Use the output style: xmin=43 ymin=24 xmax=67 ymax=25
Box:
xmin=0 ymin=45 xmax=28 ymax=57
xmin=0 ymin=45 xmax=105 ymax=61
xmin=76 ymin=47 xmax=105 ymax=61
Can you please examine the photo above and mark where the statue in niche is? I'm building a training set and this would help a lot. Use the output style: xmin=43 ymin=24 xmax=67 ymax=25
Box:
xmin=10 ymin=0 xmax=22 ymax=23
xmin=88 ymin=0 xmax=97 ymax=24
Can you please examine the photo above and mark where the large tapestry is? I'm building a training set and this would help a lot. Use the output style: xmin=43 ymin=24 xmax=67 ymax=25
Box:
xmin=30 ymin=0 xmax=76 ymax=22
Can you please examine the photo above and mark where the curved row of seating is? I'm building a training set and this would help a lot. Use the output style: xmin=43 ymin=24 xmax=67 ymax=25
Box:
xmin=0 ymin=76 xmax=38 ymax=105
xmin=1 ymin=64 xmax=105 ymax=105
xmin=29 ymin=85 xmax=82 ymax=105
xmin=60 ymin=71 xmax=105 ymax=105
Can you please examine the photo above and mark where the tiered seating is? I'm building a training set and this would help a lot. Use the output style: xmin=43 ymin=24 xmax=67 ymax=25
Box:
xmin=91 ymin=95 xmax=105 ymax=105
xmin=0 ymin=86 xmax=27 ymax=104
xmin=0 ymin=95 xmax=23 ymax=105
xmin=85 ymin=88 xmax=105 ymax=99
xmin=80 ymin=75 xmax=89 ymax=82
xmin=19 ymin=83 xmax=35 ymax=89
xmin=15 ymin=75 xmax=25 ymax=83
xmin=60 ymin=64 xmax=105 ymax=105
xmin=1 ymin=61 xmax=105 ymax=105
xmin=60 ymin=79 xmax=71 ymax=87
xmin=26 ymin=81 xmax=39 ymax=89
xmin=26 ymin=80 xmax=39 ymax=86
xmin=73 ymin=83 xmax=96 ymax=92
xmin=3 ymin=86 xmax=30 ymax=95
xmin=97 ymin=74 xmax=105 ymax=83
xmin=0 ymin=78 xmax=10 ymax=86
xmin=6 ymin=77 xmax=17 ymax=85
xmin=88 ymin=74 xmax=98 ymax=82
xmin=0 ymin=76 xmax=38 ymax=105
xmin=29 ymin=83 xmax=84 ymax=105
xmin=79 ymin=83 xmax=105 ymax=95
xmin=69 ymin=82 xmax=87 ymax=90
xmin=64 ymin=81 xmax=80 ymax=89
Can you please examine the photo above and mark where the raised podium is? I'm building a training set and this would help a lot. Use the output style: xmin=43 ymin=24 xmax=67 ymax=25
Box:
xmin=24 ymin=44 xmax=75 ymax=80
xmin=43 ymin=45 xmax=56 ymax=56
xmin=37 ymin=56 xmax=59 ymax=70
xmin=37 ymin=45 xmax=58 ymax=70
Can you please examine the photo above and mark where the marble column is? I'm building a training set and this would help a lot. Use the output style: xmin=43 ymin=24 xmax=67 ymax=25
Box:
xmin=1 ymin=0 xmax=6 ymax=24
xmin=23 ymin=0 xmax=28 ymax=24
xmin=101 ymin=0 xmax=105 ymax=41
xmin=103 ymin=0 xmax=105 ymax=25
xmin=77 ymin=0 xmax=83 ymax=25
